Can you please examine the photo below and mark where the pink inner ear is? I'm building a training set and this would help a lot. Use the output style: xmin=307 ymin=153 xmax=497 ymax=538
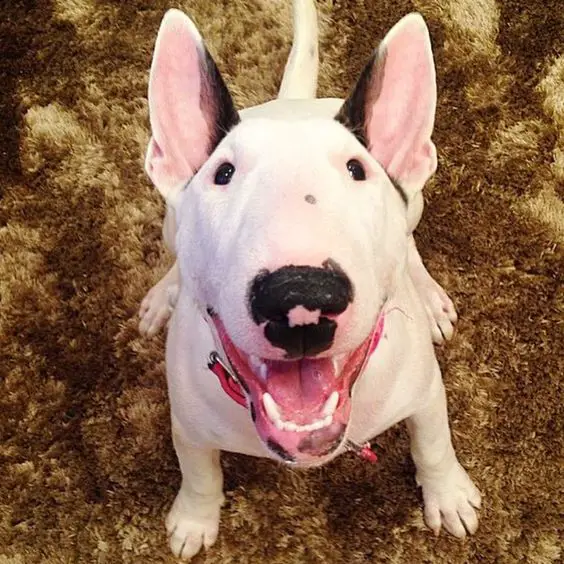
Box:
xmin=146 ymin=10 xmax=214 ymax=197
xmin=366 ymin=15 xmax=437 ymax=192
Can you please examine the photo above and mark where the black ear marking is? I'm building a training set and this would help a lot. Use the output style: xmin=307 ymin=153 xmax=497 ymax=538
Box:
xmin=335 ymin=45 xmax=408 ymax=206
xmin=201 ymin=47 xmax=240 ymax=152
xmin=335 ymin=45 xmax=387 ymax=148
xmin=389 ymin=176 xmax=408 ymax=205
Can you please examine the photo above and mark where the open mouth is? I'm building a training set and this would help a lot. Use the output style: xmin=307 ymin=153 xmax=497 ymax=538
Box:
xmin=209 ymin=313 xmax=383 ymax=465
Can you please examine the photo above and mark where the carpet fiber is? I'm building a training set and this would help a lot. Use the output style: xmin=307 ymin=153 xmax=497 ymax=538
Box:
xmin=1 ymin=1 xmax=562 ymax=562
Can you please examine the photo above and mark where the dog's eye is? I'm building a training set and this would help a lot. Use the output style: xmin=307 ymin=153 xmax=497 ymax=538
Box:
xmin=347 ymin=159 xmax=366 ymax=181
xmin=214 ymin=162 xmax=235 ymax=185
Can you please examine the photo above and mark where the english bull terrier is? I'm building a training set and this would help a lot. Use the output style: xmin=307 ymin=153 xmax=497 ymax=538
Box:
xmin=138 ymin=0 xmax=481 ymax=559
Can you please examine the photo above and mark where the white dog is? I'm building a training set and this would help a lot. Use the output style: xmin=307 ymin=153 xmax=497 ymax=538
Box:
xmin=138 ymin=1 xmax=481 ymax=559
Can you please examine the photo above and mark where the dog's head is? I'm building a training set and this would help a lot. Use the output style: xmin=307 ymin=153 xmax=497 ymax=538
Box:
xmin=146 ymin=10 xmax=437 ymax=465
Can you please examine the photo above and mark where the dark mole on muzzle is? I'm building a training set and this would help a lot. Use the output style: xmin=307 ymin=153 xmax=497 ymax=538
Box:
xmin=267 ymin=439 xmax=295 ymax=462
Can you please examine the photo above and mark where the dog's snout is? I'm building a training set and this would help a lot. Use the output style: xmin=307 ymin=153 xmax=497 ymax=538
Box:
xmin=249 ymin=259 xmax=354 ymax=323
xmin=264 ymin=317 xmax=337 ymax=358
xmin=248 ymin=259 xmax=354 ymax=357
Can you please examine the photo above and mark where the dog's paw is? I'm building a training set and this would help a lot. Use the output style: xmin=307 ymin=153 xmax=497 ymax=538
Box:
xmin=415 ymin=276 xmax=458 ymax=345
xmin=138 ymin=279 xmax=178 ymax=338
xmin=418 ymin=462 xmax=481 ymax=538
xmin=166 ymin=491 xmax=224 ymax=561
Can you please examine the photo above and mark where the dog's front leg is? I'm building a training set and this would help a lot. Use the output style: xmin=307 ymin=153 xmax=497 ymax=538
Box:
xmin=407 ymin=235 xmax=457 ymax=344
xmin=138 ymin=261 xmax=180 ymax=337
xmin=166 ymin=422 xmax=225 ymax=560
xmin=406 ymin=378 xmax=481 ymax=538
xmin=139 ymin=204 xmax=180 ymax=337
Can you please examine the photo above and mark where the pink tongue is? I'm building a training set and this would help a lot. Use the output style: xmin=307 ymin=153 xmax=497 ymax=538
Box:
xmin=265 ymin=358 xmax=337 ymax=418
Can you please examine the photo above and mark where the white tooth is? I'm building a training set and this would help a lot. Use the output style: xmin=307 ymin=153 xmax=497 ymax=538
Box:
xmin=262 ymin=393 xmax=281 ymax=424
xmin=259 ymin=363 xmax=268 ymax=381
xmin=276 ymin=417 xmax=336 ymax=433
xmin=283 ymin=421 xmax=298 ymax=432
xmin=249 ymin=355 xmax=261 ymax=370
xmin=309 ymin=420 xmax=324 ymax=431
xmin=334 ymin=354 xmax=346 ymax=372
xmin=322 ymin=392 xmax=339 ymax=417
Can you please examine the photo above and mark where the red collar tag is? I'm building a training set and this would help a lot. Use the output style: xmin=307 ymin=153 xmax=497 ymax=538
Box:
xmin=345 ymin=440 xmax=378 ymax=464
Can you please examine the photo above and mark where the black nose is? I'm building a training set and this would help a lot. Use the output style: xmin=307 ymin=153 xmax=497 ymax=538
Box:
xmin=248 ymin=259 xmax=354 ymax=358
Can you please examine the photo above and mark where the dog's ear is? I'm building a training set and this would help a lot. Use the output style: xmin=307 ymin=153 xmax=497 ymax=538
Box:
xmin=336 ymin=13 xmax=437 ymax=197
xmin=145 ymin=9 xmax=239 ymax=201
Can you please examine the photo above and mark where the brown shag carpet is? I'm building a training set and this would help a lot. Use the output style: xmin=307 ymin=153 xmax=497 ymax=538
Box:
xmin=1 ymin=1 xmax=563 ymax=562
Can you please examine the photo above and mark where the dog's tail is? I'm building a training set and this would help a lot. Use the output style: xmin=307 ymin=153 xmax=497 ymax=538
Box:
xmin=278 ymin=0 xmax=318 ymax=99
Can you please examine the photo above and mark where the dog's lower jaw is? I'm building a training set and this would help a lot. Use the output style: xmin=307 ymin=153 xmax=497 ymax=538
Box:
xmin=266 ymin=425 xmax=348 ymax=467
xmin=275 ymin=449 xmax=341 ymax=469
